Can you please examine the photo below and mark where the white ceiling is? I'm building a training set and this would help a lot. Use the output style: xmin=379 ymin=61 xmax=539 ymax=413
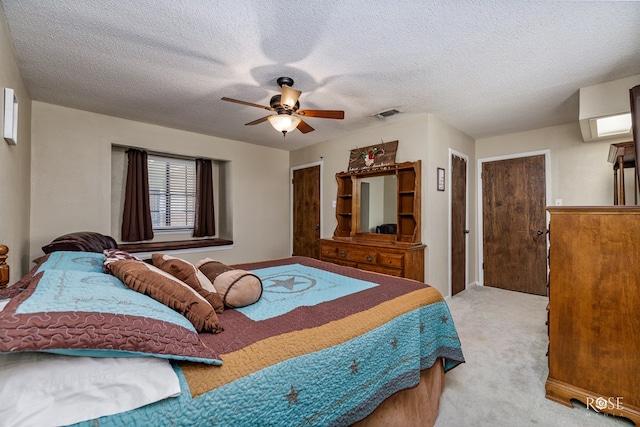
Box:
xmin=2 ymin=1 xmax=640 ymax=151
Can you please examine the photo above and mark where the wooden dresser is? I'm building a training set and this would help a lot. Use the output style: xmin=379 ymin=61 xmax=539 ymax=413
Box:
xmin=546 ymin=206 xmax=640 ymax=424
xmin=320 ymin=239 xmax=425 ymax=281
xmin=320 ymin=160 xmax=425 ymax=282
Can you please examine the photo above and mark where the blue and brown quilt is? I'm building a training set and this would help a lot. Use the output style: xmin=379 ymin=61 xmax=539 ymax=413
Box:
xmin=75 ymin=256 xmax=464 ymax=427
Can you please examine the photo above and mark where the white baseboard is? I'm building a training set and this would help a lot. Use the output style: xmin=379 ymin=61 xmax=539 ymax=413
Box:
xmin=466 ymin=281 xmax=480 ymax=289
xmin=446 ymin=281 xmax=481 ymax=301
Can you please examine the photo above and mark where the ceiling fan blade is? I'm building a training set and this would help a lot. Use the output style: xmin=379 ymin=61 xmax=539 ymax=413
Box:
xmin=297 ymin=109 xmax=345 ymax=119
xmin=297 ymin=119 xmax=315 ymax=134
xmin=221 ymin=97 xmax=273 ymax=111
xmin=245 ymin=116 xmax=270 ymax=126
xmin=281 ymin=86 xmax=302 ymax=109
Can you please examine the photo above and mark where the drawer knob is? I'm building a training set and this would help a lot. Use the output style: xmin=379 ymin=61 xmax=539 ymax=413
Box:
xmin=340 ymin=251 xmax=346 ymax=258
xmin=366 ymin=255 xmax=373 ymax=262
xmin=387 ymin=260 xmax=392 ymax=264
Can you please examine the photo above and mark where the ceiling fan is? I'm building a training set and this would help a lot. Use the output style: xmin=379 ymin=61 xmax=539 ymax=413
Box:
xmin=221 ymin=77 xmax=345 ymax=137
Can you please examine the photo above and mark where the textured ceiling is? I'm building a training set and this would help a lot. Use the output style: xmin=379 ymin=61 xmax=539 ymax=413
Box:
xmin=2 ymin=1 xmax=640 ymax=151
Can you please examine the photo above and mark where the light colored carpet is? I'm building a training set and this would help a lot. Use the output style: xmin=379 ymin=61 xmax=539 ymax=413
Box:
xmin=434 ymin=285 xmax=634 ymax=427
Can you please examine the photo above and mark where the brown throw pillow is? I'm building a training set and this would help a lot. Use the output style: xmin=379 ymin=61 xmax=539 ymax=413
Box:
xmin=151 ymin=254 xmax=224 ymax=313
xmin=109 ymin=259 xmax=222 ymax=333
xmin=196 ymin=258 xmax=263 ymax=309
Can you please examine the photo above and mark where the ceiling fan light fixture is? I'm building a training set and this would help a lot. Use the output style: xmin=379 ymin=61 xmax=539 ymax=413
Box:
xmin=221 ymin=76 xmax=343 ymax=137
xmin=281 ymin=87 xmax=301 ymax=109
xmin=268 ymin=114 xmax=301 ymax=136
xmin=277 ymin=77 xmax=301 ymax=110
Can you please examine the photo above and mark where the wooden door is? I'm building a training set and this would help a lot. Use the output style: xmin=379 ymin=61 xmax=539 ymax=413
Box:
xmin=451 ymin=154 xmax=467 ymax=296
xmin=292 ymin=165 xmax=320 ymax=259
xmin=482 ymin=155 xmax=547 ymax=295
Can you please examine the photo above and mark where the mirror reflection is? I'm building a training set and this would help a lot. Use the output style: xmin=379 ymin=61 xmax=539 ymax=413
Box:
xmin=359 ymin=175 xmax=397 ymax=233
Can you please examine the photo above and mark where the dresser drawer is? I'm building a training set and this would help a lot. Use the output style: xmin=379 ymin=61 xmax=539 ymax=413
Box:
xmin=320 ymin=243 xmax=339 ymax=259
xmin=343 ymin=249 xmax=378 ymax=265
xmin=360 ymin=263 xmax=403 ymax=277
xmin=321 ymin=242 xmax=378 ymax=265
xmin=379 ymin=253 xmax=403 ymax=268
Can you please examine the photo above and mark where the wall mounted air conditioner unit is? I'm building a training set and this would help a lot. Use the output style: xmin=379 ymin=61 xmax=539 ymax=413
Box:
xmin=579 ymin=75 xmax=640 ymax=142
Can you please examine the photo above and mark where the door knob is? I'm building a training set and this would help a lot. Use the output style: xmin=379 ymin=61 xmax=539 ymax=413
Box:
xmin=314 ymin=224 xmax=320 ymax=231
xmin=537 ymin=230 xmax=545 ymax=235
xmin=464 ymin=230 xmax=470 ymax=234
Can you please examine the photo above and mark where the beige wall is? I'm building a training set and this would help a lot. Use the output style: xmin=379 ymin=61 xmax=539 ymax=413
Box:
xmin=297 ymin=115 xmax=627 ymax=297
xmin=426 ymin=114 xmax=476 ymax=296
xmin=290 ymin=114 xmax=476 ymax=297
xmin=30 ymin=102 xmax=291 ymax=265
xmin=476 ymin=121 xmax=627 ymax=207
xmin=290 ymin=116 xmax=428 ymax=240
xmin=579 ymin=74 xmax=640 ymax=142
xmin=12 ymin=86 xmax=629 ymax=296
xmin=0 ymin=5 xmax=31 ymax=280
xmin=475 ymin=122 xmax=632 ymax=287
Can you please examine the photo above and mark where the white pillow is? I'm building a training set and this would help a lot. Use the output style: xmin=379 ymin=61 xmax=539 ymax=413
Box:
xmin=0 ymin=350 xmax=181 ymax=427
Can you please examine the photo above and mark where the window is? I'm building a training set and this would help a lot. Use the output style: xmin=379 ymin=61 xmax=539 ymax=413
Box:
xmin=147 ymin=155 xmax=196 ymax=230
xmin=111 ymin=146 xmax=232 ymax=243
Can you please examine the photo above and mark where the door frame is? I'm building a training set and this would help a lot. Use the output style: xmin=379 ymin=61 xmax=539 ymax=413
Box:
xmin=448 ymin=149 xmax=470 ymax=298
xmin=289 ymin=161 xmax=324 ymax=256
xmin=477 ymin=149 xmax=552 ymax=287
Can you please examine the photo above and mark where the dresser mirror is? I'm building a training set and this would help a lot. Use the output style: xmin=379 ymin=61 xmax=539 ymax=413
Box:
xmin=359 ymin=175 xmax=397 ymax=233
xmin=333 ymin=160 xmax=421 ymax=244
xmin=322 ymin=160 xmax=424 ymax=281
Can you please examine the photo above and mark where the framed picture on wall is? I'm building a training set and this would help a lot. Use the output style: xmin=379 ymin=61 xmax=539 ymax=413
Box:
xmin=437 ymin=167 xmax=445 ymax=191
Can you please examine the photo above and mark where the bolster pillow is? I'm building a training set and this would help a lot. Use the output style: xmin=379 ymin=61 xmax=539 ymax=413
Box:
xmin=196 ymin=258 xmax=263 ymax=309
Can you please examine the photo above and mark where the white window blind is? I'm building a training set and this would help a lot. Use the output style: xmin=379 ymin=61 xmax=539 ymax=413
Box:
xmin=148 ymin=155 xmax=196 ymax=230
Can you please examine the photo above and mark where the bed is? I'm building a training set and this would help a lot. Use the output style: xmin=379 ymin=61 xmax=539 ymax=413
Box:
xmin=0 ymin=239 xmax=464 ymax=427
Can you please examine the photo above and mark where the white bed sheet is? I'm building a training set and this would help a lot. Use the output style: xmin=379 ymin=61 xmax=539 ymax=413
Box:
xmin=0 ymin=299 xmax=181 ymax=427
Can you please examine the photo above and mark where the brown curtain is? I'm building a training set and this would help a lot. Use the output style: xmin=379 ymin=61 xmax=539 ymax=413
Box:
xmin=193 ymin=158 xmax=216 ymax=237
xmin=121 ymin=149 xmax=154 ymax=242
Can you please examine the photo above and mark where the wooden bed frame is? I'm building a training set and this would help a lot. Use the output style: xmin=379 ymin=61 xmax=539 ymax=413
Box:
xmin=0 ymin=245 xmax=8 ymax=290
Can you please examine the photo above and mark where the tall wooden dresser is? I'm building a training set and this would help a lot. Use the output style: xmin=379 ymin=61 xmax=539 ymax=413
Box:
xmin=546 ymin=206 xmax=640 ymax=424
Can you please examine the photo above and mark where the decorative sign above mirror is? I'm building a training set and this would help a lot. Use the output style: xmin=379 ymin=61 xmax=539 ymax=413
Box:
xmin=348 ymin=140 xmax=398 ymax=171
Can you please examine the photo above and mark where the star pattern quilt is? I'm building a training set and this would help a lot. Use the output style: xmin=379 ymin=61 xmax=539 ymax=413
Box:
xmin=72 ymin=256 xmax=464 ymax=427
